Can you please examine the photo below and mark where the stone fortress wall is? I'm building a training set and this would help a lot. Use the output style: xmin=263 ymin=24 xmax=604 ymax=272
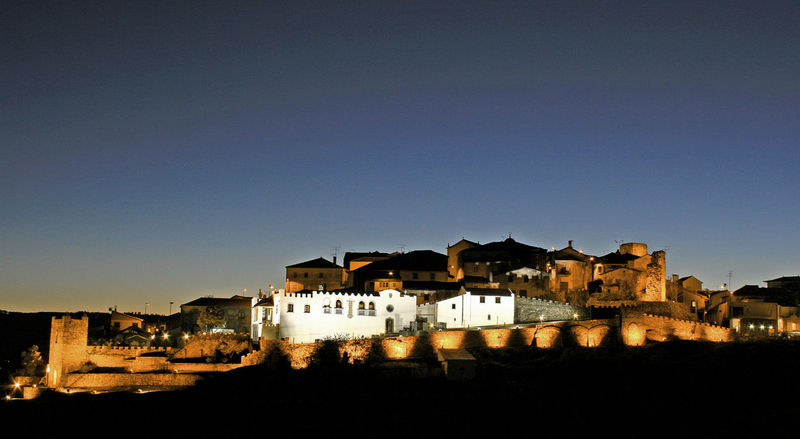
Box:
xmin=45 ymin=301 xmax=734 ymax=392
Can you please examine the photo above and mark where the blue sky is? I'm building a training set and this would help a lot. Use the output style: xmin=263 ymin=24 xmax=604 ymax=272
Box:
xmin=2 ymin=1 xmax=799 ymax=313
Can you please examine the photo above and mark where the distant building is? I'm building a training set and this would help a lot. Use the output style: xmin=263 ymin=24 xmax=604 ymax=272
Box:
xmin=729 ymin=285 xmax=800 ymax=335
xmin=348 ymin=250 xmax=449 ymax=292
xmin=180 ymin=295 xmax=254 ymax=334
xmin=110 ymin=311 xmax=146 ymax=331
xmin=592 ymin=243 xmax=666 ymax=302
xmin=285 ymin=257 xmax=348 ymax=293
xmin=548 ymin=241 xmax=593 ymax=299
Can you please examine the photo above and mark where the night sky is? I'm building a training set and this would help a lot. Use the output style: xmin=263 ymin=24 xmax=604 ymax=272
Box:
xmin=3 ymin=1 xmax=799 ymax=313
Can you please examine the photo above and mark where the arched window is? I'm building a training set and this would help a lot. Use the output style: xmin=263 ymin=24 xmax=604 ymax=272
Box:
xmin=335 ymin=300 xmax=342 ymax=308
xmin=358 ymin=301 xmax=365 ymax=309
xmin=368 ymin=302 xmax=375 ymax=310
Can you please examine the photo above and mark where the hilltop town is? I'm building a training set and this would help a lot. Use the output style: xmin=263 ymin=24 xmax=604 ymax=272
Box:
xmin=4 ymin=236 xmax=800 ymax=436
xmin=5 ymin=236 xmax=799 ymax=397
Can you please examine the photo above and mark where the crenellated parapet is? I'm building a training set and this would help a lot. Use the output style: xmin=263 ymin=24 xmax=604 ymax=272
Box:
xmin=87 ymin=345 xmax=173 ymax=355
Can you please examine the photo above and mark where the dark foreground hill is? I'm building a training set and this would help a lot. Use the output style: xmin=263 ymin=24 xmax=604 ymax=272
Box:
xmin=2 ymin=340 xmax=800 ymax=438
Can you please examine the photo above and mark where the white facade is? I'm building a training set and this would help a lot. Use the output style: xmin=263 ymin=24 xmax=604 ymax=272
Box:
xmin=278 ymin=289 xmax=416 ymax=343
xmin=252 ymin=290 xmax=282 ymax=340
xmin=433 ymin=287 xmax=514 ymax=329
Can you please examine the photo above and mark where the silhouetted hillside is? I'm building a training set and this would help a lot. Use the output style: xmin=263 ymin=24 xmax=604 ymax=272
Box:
xmin=3 ymin=340 xmax=800 ymax=438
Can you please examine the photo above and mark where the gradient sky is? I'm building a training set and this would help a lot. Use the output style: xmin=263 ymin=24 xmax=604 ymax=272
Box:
xmin=2 ymin=1 xmax=799 ymax=313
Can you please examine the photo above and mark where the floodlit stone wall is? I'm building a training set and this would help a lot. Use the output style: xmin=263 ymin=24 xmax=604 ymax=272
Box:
xmin=248 ymin=315 xmax=733 ymax=369
xmin=515 ymin=296 xmax=589 ymax=323
xmin=59 ymin=373 xmax=203 ymax=390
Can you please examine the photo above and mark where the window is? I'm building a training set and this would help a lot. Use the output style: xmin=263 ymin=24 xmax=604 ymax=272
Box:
xmin=304 ymin=305 xmax=310 ymax=313
xmin=495 ymin=297 xmax=501 ymax=304
xmin=523 ymin=275 xmax=529 ymax=283
xmin=319 ymin=272 xmax=323 ymax=278
xmin=488 ymin=314 xmax=491 ymax=320
xmin=413 ymin=272 xmax=419 ymax=279
xmin=451 ymin=303 xmax=456 ymax=310
xmin=304 ymin=273 xmax=308 ymax=278
xmin=430 ymin=272 xmax=436 ymax=280
xmin=335 ymin=300 xmax=342 ymax=308
xmin=479 ymin=296 xmax=485 ymax=303
xmin=287 ymin=304 xmax=294 ymax=313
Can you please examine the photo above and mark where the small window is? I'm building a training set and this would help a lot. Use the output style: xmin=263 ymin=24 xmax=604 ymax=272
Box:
xmin=304 ymin=305 xmax=310 ymax=313
xmin=488 ymin=314 xmax=491 ymax=320
xmin=304 ymin=273 xmax=308 ymax=278
xmin=479 ymin=296 xmax=485 ymax=303
xmin=430 ymin=272 xmax=436 ymax=280
xmin=319 ymin=272 xmax=323 ymax=278
xmin=359 ymin=301 xmax=365 ymax=310
xmin=495 ymin=297 xmax=501 ymax=303
xmin=287 ymin=304 xmax=294 ymax=313
xmin=413 ymin=272 xmax=419 ymax=279
xmin=335 ymin=300 xmax=342 ymax=308
xmin=451 ymin=303 xmax=456 ymax=310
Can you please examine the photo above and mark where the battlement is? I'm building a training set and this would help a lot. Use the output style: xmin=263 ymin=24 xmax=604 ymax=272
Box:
xmin=87 ymin=345 xmax=172 ymax=354
xmin=642 ymin=313 xmax=730 ymax=330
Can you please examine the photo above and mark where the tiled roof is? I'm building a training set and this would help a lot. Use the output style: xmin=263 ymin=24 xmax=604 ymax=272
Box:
xmin=181 ymin=296 xmax=253 ymax=308
xmin=286 ymin=257 xmax=342 ymax=269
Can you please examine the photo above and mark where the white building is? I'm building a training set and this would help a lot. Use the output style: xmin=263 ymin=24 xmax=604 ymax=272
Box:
xmin=420 ymin=287 xmax=514 ymax=329
xmin=252 ymin=289 xmax=282 ymax=340
xmin=278 ymin=289 xmax=416 ymax=343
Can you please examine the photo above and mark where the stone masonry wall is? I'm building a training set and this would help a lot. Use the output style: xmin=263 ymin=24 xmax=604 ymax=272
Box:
xmin=515 ymin=296 xmax=590 ymax=323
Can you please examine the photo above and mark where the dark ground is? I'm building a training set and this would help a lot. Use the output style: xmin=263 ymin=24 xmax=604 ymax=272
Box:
xmin=2 ymin=340 xmax=799 ymax=438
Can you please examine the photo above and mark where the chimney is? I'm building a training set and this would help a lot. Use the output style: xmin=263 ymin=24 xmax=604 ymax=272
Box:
xmin=333 ymin=255 xmax=337 ymax=265
xmin=568 ymin=240 xmax=573 ymax=248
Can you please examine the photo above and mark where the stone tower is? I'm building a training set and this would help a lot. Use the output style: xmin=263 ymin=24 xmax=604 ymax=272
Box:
xmin=47 ymin=314 xmax=89 ymax=387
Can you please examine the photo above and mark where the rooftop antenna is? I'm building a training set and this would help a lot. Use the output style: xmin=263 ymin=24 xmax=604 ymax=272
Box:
xmin=397 ymin=244 xmax=405 ymax=253
xmin=727 ymin=270 xmax=733 ymax=290
xmin=331 ymin=246 xmax=340 ymax=265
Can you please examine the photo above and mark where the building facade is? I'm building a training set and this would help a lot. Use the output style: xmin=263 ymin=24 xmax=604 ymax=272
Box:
xmin=278 ymin=289 xmax=417 ymax=343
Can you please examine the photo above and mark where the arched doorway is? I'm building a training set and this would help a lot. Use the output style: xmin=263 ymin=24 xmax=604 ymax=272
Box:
xmin=385 ymin=318 xmax=394 ymax=334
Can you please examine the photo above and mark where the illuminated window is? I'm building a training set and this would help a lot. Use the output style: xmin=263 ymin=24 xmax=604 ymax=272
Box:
xmin=304 ymin=305 xmax=310 ymax=313
xmin=287 ymin=304 xmax=294 ymax=313
xmin=335 ymin=300 xmax=342 ymax=308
